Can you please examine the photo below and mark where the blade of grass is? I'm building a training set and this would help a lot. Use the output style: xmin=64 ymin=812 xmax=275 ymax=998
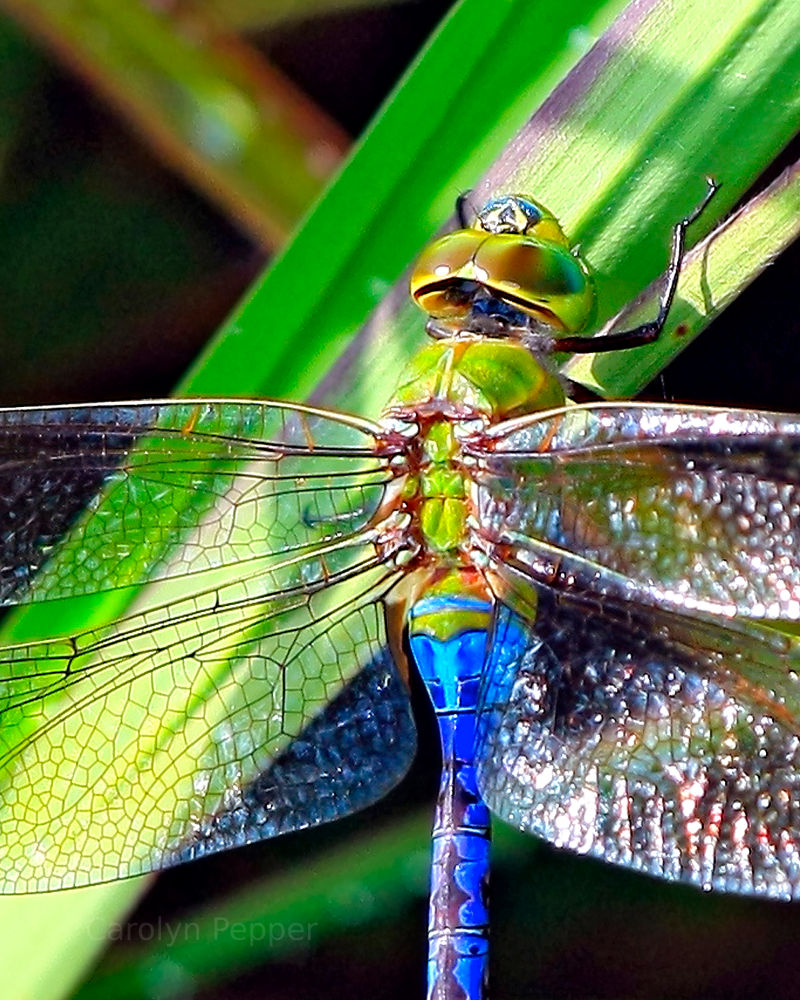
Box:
xmin=185 ymin=0 xmax=800 ymax=424
xmin=182 ymin=0 xmax=632 ymax=401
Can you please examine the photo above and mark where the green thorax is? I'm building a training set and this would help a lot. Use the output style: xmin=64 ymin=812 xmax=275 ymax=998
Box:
xmin=387 ymin=339 xmax=565 ymax=559
xmin=389 ymin=337 xmax=565 ymax=421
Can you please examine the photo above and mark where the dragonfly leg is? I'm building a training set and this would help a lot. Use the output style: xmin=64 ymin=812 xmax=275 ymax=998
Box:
xmin=456 ymin=190 xmax=475 ymax=229
xmin=554 ymin=176 xmax=720 ymax=354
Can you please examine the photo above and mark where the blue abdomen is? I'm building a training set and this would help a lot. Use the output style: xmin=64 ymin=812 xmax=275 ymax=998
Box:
xmin=409 ymin=591 xmax=493 ymax=1000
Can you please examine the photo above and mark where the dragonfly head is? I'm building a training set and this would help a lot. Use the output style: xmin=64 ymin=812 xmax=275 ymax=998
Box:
xmin=409 ymin=194 xmax=594 ymax=339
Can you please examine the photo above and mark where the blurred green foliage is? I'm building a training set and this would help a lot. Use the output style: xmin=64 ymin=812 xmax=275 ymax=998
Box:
xmin=0 ymin=15 xmax=253 ymax=406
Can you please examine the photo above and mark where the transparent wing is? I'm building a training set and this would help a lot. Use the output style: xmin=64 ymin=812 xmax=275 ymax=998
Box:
xmin=0 ymin=400 xmax=416 ymax=892
xmin=0 ymin=400 xmax=393 ymax=604
xmin=468 ymin=403 xmax=800 ymax=619
xmin=477 ymin=583 xmax=800 ymax=899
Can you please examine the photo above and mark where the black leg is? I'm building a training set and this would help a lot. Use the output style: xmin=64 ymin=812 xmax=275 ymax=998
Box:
xmin=456 ymin=190 xmax=474 ymax=229
xmin=555 ymin=177 xmax=720 ymax=355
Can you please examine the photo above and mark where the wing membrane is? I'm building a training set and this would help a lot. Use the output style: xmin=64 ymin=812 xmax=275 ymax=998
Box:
xmin=477 ymin=583 xmax=800 ymax=899
xmin=0 ymin=400 xmax=415 ymax=892
xmin=469 ymin=403 xmax=800 ymax=618
xmin=0 ymin=400 xmax=393 ymax=605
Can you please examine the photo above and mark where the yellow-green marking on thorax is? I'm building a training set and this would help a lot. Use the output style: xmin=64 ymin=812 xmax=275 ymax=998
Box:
xmin=391 ymin=339 xmax=565 ymax=418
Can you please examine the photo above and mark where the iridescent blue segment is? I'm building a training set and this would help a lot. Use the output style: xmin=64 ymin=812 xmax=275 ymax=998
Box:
xmin=409 ymin=595 xmax=492 ymax=1000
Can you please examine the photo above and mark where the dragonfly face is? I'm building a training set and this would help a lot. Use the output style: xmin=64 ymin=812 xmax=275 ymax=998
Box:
xmin=0 ymin=188 xmax=799 ymax=1000
xmin=409 ymin=192 xmax=594 ymax=338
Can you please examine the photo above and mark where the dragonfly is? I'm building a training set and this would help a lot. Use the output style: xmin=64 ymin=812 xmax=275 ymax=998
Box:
xmin=2 ymin=181 xmax=800 ymax=1000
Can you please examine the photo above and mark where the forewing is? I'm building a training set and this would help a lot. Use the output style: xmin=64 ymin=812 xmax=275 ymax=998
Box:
xmin=0 ymin=400 xmax=393 ymax=604
xmin=0 ymin=400 xmax=416 ymax=891
xmin=477 ymin=584 xmax=800 ymax=898
xmin=469 ymin=403 xmax=800 ymax=619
